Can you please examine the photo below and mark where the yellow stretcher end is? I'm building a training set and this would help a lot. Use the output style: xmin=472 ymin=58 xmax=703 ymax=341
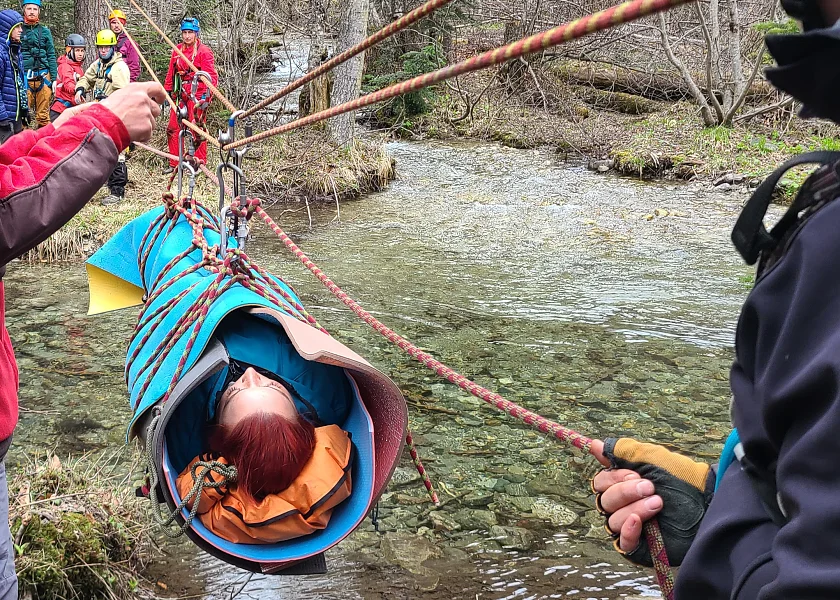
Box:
xmin=85 ymin=263 xmax=145 ymax=315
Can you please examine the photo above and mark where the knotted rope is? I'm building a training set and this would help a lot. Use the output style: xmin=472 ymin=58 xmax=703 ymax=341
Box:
xmin=144 ymin=409 xmax=239 ymax=536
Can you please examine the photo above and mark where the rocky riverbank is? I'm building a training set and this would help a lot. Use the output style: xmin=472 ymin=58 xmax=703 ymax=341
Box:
xmin=368 ymin=58 xmax=839 ymax=202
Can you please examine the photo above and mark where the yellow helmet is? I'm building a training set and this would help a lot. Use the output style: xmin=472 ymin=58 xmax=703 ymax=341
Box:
xmin=108 ymin=9 xmax=127 ymax=22
xmin=95 ymin=29 xmax=117 ymax=46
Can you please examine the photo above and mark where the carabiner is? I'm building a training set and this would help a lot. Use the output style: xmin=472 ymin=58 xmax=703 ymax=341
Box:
xmin=190 ymin=70 xmax=213 ymax=106
xmin=216 ymin=162 xmax=245 ymax=258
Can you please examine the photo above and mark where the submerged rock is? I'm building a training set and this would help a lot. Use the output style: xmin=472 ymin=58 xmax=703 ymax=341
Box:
xmin=489 ymin=525 xmax=537 ymax=551
xmin=451 ymin=508 xmax=498 ymax=530
xmin=381 ymin=531 xmax=443 ymax=575
xmin=531 ymin=497 xmax=579 ymax=526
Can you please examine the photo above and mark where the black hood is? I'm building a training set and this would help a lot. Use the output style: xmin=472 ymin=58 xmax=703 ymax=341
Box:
xmin=766 ymin=21 xmax=840 ymax=123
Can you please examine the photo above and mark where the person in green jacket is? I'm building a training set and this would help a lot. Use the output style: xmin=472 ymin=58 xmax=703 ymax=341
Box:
xmin=20 ymin=0 xmax=56 ymax=128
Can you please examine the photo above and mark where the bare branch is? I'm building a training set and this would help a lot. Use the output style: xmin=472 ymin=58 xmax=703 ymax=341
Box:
xmin=658 ymin=12 xmax=717 ymax=126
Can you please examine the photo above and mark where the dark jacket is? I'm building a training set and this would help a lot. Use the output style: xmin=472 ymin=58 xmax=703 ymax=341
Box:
xmin=0 ymin=104 xmax=130 ymax=443
xmin=115 ymin=31 xmax=140 ymax=82
xmin=20 ymin=22 xmax=56 ymax=81
xmin=0 ymin=11 xmax=26 ymax=123
xmin=676 ymin=173 xmax=840 ymax=597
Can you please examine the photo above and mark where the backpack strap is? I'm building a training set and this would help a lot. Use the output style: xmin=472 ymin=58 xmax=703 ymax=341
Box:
xmin=734 ymin=442 xmax=789 ymax=527
xmin=731 ymin=151 xmax=840 ymax=265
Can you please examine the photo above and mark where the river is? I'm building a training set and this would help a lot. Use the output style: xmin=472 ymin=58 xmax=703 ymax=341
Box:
xmin=3 ymin=139 xmax=761 ymax=599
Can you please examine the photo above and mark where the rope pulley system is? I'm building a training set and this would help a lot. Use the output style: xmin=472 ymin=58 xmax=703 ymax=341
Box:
xmin=103 ymin=0 xmax=706 ymax=594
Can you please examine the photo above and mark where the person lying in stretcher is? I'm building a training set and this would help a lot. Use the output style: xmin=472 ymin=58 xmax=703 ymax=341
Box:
xmin=175 ymin=311 xmax=354 ymax=544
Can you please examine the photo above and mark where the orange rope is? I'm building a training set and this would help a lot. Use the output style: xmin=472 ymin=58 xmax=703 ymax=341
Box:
xmin=239 ymin=0 xmax=454 ymax=119
xmin=135 ymin=141 xmax=176 ymax=161
xmin=224 ymin=0 xmax=695 ymax=150
xmin=126 ymin=0 xmax=238 ymax=114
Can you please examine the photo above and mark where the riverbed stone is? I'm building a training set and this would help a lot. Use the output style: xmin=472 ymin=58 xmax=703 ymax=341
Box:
xmin=429 ymin=510 xmax=461 ymax=532
xmin=462 ymin=490 xmax=495 ymax=507
xmin=489 ymin=525 xmax=537 ymax=551
xmin=493 ymin=493 xmax=535 ymax=514
xmin=381 ymin=531 xmax=443 ymax=575
xmin=505 ymin=483 xmax=529 ymax=497
xmin=451 ymin=508 xmax=497 ymax=530
xmin=531 ymin=497 xmax=579 ymax=526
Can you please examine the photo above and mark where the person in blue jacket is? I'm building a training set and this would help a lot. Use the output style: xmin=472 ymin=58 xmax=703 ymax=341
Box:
xmin=590 ymin=1 xmax=840 ymax=597
xmin=0 ymin=10 xmax=28 ymax=144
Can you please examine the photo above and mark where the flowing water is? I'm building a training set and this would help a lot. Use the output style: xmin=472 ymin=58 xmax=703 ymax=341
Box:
xmin=3 ymin=140 xmax=767 ymax=599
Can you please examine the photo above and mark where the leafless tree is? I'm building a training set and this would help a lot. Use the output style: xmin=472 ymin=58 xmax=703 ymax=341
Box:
xmin=328 ymin=0 xmax=370 ymax=144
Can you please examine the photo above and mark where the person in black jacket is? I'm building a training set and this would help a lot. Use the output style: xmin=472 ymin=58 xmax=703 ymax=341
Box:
xmin=590 ymin=1 xmax=840 ymax=597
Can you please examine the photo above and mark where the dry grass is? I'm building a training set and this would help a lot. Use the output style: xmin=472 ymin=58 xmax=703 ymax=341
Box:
xmin=24 ymin=125 xmax=394 ymax=263
xmin=247 ymin=128 xmax=396 ymax=204
xmin=9 ymin=450 xmax=153 ymax=600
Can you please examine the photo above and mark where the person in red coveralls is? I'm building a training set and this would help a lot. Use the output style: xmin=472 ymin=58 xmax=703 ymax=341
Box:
xmin=0 ymin=81 xmax=164 ymax=598
xmin=163 ymin=17 xmax=217 ymax=172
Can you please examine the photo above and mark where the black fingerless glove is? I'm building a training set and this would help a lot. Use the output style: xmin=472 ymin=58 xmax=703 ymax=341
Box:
xmin=601 ymin=437 xmax=715 ymax=567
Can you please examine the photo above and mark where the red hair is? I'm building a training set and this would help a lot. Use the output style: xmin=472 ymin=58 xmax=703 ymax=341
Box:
xmin=210 ymin=413 xmax=316 ymax=500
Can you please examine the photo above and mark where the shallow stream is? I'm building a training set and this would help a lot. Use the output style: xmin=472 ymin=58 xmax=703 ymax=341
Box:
xmin=3 ymin=140 xmax=764 ymax=599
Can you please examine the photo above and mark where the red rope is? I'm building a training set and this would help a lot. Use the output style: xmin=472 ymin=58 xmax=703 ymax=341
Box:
xmin=246 ymin=197 xmax=675 ymax=597
xmin=224 ymin=0 xmax=694 ymax=150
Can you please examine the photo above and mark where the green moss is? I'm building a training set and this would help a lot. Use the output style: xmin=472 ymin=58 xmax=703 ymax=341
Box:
xmin=9 ymin=453 xmax=150 ymax=599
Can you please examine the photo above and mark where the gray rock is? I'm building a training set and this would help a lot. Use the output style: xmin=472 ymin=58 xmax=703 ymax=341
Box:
xmin=462 ymin=490 xmax=495 ymax=507
xmin=715 ymin=182 xmax=732 ymax=192
xmin=451 ymin=508 xmax=498 ymax=530
xmin=494 ymin=493 xmax=536 ymax=513
xmin=429 ymin=510 xmax=461 ymax=532
xmin=505 ymin=483 xmax=529 ymax=497
xmin=531 ymin=497 xmax=579 ymax=526
xmin=381 ymin=531 xmax=442 ymax=575
xmin=489 ymin=525 xmax=537 ymax=551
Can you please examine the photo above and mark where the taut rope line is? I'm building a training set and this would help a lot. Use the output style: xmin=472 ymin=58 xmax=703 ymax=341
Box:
xmin=224 ymin=0 xmax=695 ymax=150
xmin=125 ymin=0 xmax=238 ymax=114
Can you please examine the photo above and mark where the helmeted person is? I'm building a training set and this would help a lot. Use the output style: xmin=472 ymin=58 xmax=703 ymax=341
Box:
xmin=75 ymin=30 xmax=131 ymax=206
xmin=19 ymin=0 xmax=56 ymax=129
xmin=163 ymin=17 xmax=218 ymax=171
xmin=591 ymin=1 xmax=840 ymax=597
xmin=108 ymin=9 xmax=140 ymax=83
xmin=0 ymin=10 xmax=28 ymax=145
xmin=50 ymin=34 xmax=85 ymax=122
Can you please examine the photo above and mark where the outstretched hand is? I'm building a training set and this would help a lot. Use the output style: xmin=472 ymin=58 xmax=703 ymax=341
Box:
xmin=100 ymin=82 xmax=166 ymax=143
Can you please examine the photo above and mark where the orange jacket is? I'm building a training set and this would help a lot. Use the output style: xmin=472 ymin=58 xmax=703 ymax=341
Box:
xmin=176 ymin=425 xmax=352 ymax=544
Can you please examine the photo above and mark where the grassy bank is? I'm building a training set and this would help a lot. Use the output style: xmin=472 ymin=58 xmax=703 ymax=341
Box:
xmin=24 ymin=127 xmax=395 ymax=263
xmin=9 ymin=451 xmax=152 ymax=599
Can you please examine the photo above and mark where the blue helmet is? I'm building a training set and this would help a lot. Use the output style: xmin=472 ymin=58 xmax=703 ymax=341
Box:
xmin=180 ymin=17 xmax=199 ymax=32
xmin=22 ymin=0 xmax=41 ymax=7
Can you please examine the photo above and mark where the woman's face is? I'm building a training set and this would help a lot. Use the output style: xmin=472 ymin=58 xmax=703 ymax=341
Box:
xmin=181 ymin=30 xmax=196 ymax=45
xmin=217 ymin=367 xmax=297 ymax=427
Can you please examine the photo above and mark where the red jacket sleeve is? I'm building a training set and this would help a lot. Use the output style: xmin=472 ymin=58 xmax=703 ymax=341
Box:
xmin=58 ymin=60 xmax=75 ymax=96
xmin=164 ymin=49 xmax=177 ymax=92
xmin=0 ymin=104 xmax=130 ymax=267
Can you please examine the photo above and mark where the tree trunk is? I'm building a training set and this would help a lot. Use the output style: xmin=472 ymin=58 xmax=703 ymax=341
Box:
xmin=328 ymin=0 xmax=369 ymax=145
xmin=75 ymin=0 xmax=102 ymax=53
